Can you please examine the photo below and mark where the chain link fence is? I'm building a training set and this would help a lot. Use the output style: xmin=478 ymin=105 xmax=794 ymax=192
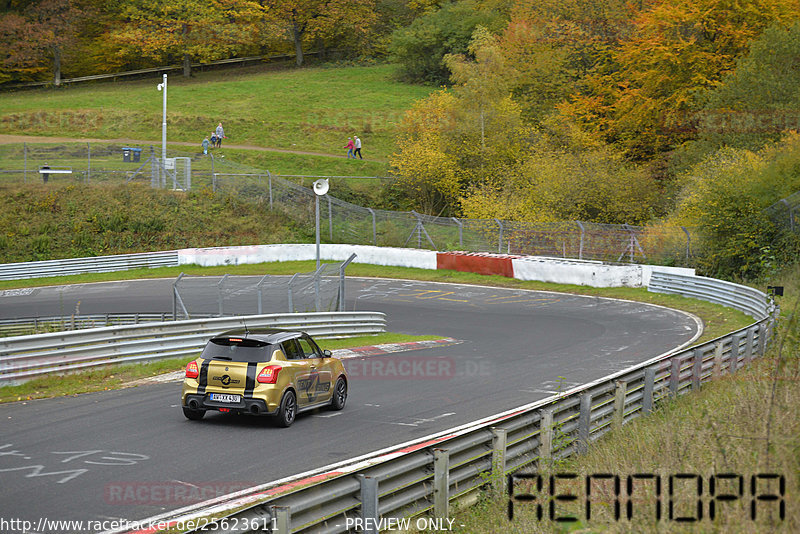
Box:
xmin=765 ymin=190 xmax=800 ymax=233
xmin=1 ymin=142 xmax=697 ymax=265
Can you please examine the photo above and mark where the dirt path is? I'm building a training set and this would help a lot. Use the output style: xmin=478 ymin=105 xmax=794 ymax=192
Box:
xmin=0 ymin=134 xmax=369 ymax=161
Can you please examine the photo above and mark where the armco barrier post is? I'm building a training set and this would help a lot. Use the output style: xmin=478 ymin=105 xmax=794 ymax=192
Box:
xmin=491 ymin=428 xmax=507 ymax=495
xmin=613 ymin=380 xmax=627 ymax=429
xmin=433 ymin=448 xmax=450 ymax=519
xmin=271 ymin=506 xmax=290 ymax=534
xmin=692 ymin=348 xmax=702 ymax=390
xmin=359 ymin=475 xmax=379 ymax=534
xmin=713 ymin=341 xmax=724 ymax=378
xmin=577 ymin=393 xmax=592 ymax=454
xmin=758 ymin=323 xmax=768 ymax=357
xmin=745 ymin=328 xmax=755 ymax=364
xmin=669 ymin=358 xmax=681 ymax=397
xmin=642 ymin=367 xmax=655 ymax=414
xmin=730 ymin=334 xmax=742 ymax=373
xmin=539 ymin=408 xmax=554 ymax=463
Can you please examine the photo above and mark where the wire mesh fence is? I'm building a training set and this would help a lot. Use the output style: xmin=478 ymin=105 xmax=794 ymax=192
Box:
xmin=172 ymin=256 xmax=355 ymax=319
xmin=765 ymin=190 xmax=800 ymax=233
xmin=1 ymin=142 xmax=699 ymax=266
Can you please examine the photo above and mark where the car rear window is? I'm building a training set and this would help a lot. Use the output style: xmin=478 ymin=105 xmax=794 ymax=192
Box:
xmin=201 ymin=338 xmax=274 ymax=363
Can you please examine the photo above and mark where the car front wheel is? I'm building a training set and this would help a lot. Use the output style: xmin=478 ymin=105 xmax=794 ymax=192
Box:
xmin=331 ymin=377 xmax=347 ymax=410
xmin=276 ymin=390 xmax=297 ymax=427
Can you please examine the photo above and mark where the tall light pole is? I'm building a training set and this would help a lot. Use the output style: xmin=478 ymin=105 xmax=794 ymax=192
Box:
xmin=156 ymin=74 xmax=167 ymax=187
xmin=312 ymin=179 xmax=330 ymax=269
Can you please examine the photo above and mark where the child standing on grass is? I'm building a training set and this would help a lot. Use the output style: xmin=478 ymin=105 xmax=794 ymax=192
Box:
xmin=202 ymin=136 xmax=210 ymax=155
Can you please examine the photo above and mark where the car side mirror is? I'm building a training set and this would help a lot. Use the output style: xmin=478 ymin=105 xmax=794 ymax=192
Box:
xmin=323 ymin=349 xmax=332 ymax=358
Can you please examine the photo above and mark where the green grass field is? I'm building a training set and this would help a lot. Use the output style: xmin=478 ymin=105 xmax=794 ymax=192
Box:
xmin=0 ymin=64 xmax=433 ymax=164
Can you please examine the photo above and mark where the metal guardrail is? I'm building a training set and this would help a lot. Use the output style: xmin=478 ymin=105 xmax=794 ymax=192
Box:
xmin=138 ymin=274 xmax=772 ymax=534
xmin=0 ymin=313 xmax=214 ymax=338
xmin=0 ymin=312 xmax=386 ymax=384
xmin=648 ymin=271 xmax=772 ymax=320
xmin=0 ymin=251 xmax=179 ymax=280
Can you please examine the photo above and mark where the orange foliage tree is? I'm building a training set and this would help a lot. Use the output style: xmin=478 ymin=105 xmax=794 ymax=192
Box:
xmin=560 ymin=0 xmax=800 ymax=159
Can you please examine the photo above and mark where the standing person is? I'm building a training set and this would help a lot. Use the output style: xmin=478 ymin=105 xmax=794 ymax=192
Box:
xmin=41 ymin=163 xmax=50 ymax=183
xmin=215 ymin=122 xmax=225 ymax=148
xmin=353 ymin=135 xmax=362 ymax=159
xmin=202 ymin=136 xmax=210 ymax=155
xmin=344 ymin=137 xmax=355 ymax=158
xmin=210 ymin=131 xmax=217 ymax=149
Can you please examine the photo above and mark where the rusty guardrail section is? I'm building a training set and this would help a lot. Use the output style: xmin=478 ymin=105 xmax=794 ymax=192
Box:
xmin=107 ymin=273 xmax=775 ymax=534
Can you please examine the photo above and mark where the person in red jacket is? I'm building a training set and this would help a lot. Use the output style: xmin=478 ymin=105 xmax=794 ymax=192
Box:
xmin=344 ymin=137 xmax=355 ymax=159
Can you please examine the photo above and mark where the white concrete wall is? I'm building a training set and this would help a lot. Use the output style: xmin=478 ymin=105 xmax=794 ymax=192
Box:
xmin=178 ymin=244 xmax=438 ymax=270
xmin=512 ymin=257 xmax=644 ymax=287
xmin=177 ymin=245 xmax=693 ymax=288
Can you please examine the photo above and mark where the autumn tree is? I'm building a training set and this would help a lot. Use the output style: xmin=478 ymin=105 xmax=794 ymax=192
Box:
xmin=389 ymin=0 xmax=508 ymax=84
xmin=106 ymin=0 xmax=263 ymax=77
xmin=258 ymin=0 xmax=377 ymax=66
xmin=0 ymin=0 xmax=90 ymax=85
xmin=694 ymin=22 xmax=800 ymax=152
xmin=392 ymin=28 xmax=531 ymax=216
xmin=561 ymin=0 xmax=800 ymax=159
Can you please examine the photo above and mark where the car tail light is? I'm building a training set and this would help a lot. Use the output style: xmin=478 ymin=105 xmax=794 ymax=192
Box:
xmin=185 ymin=361 xmax=199 ymax=379
xmin=257 ymin=365 xmax=282 ymax=384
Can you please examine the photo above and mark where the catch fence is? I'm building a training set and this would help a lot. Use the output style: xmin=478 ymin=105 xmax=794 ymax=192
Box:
xmin=172 ymin=255 xmax=356 ymax=319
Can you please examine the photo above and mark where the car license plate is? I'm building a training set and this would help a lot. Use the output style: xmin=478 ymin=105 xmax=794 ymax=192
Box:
xmin=210 ymin=393 xmax=241 ymax=403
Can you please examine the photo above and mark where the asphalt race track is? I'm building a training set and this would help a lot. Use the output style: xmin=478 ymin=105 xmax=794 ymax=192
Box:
xmin=0 ymin=278 xmax=701 ymax=531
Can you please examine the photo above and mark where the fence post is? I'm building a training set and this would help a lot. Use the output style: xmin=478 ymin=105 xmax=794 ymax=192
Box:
xmin=452 ymin=217 xmax=463 ymax=248
xmin=87 ymin=142 xmax=91 ymax=183
xmin=681 ymin=226 xmax=691 ymax=262
xmin=692 ymin=348 xmax=703 ymax=390
xmin=669 ymin=357 xmax=681 ymax=397
xmin=268 ymin=171 xmax=273 ymax=210
xmin=729 ymin=334 xmax=741 ymax=373
xmin=494 ymin=218 xmax=503 ymax=253
xmin=575 ymin=221 xmax=585 ymax=260
xmin=578 ymin=392 xmax=592 ymax=454
xmin=217 ymin=274 xmax=229 ymax=316
xmin=359 ymin=475 xmax=379 ymax=534
xmin=271 ymin=505 xmax=290 ymax=534
xmin=712 ymin=341 xmax=724 ymax=378
xmin=313 ymin=264 xmax=325 ymax=312
xmin=367 ymin=208 xmax=377 ymax=245
xmin=24 ymin=142 xmax=27 ymax=183
xmin=327 ymin=195 xmax=333 ymax=240
xmin=613 ymin=380 xmax=627 ymax=430
xmin=758 ymin=323 xmax=767 ymax=357
xmin=288 ymin=273 xmax=298 ymax=312
xmin=539 ymin=408 xmax=554 ymax=463
xmin=433 ymin=448 xmax=450 ymax=519
xmin=491 ymin=427 xmax=507 ymax=495
xmin=257 ymin=274 xmax=269 ymax=315
xmin=338 ymin=253 xmax=357 ymax=312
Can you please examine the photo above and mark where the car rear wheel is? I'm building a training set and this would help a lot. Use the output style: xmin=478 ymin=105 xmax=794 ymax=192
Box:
xmin=182 ymin=406 xmax=205 ymax=420
xmin=331 ymin=377 xmax=347 ymax=410
xmin=276 ymin=390 xmax=297 ymax=427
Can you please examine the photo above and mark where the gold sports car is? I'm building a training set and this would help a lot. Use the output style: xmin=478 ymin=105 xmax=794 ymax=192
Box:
xmin=181 ymin=328 xmax=348 ymax=427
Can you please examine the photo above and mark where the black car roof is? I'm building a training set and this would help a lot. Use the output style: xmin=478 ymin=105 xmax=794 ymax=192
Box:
xmin=212 ymin=327 xmax=305 ymax=345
